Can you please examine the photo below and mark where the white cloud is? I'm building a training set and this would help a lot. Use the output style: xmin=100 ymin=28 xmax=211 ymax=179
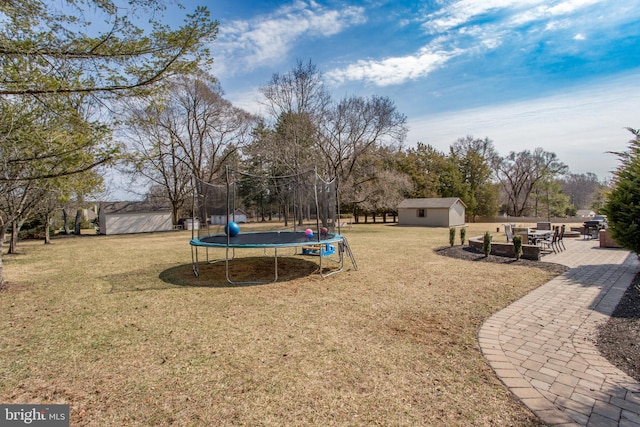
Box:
xmin=325 ymin=46 xmax=462 ymax=86
xmin=325 ymin=0 xmax=629 ymax=87
xmin=423 ymin=0 xmax=543 ymax=33
xmin=213 ymin=1 xmax=366 ymax=76
xmin=425 ymin=0 xmax=603 ymax=33
xmin=547 ymin=0 xmax=603 ymax=15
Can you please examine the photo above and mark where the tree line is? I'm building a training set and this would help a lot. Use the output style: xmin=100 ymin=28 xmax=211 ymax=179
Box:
xmin=0 ymin=1 xmax=617 ymax=287
xmin=123 ymin=61 xmax=609 ymax=225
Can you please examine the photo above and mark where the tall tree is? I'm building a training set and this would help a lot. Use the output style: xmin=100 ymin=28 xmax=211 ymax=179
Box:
xmin=257 ymin=60 xmax=407 ymax=218
xmin=450 ymin=136 xmax=499 ymax=220
xmin=395 ymin=143 xmax=468 ymax=200
xmin=259 ymin=59 xmax=330 ymax=176
xmin=318 ymin=95 xmax=408 ymax=185
xmin=126 ymin=75 xmax=257 ymax=222
xmin=603 ymin=127 xmax=640 ymax=254
xmin=0 ymin=0 xmax=217 ymax=287
xmin=0 ymin=96 xmax=112 ymax=285
xmin=561 ymin=172 xmax=601 ymax=210
xmin=343 ymin=146 xmax=412 ymax=222
xmin=531 ymin=176 xmax=571 ymax=219
xmin=493 ymin=148 xmax=568 ymax=216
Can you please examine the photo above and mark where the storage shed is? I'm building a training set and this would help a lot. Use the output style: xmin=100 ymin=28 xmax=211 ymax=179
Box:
xmin=397 ymin=197 xmax=466 ymax=227
xmin=210 ymin=209 xmax=248 ymax=225
xmin=98 ymin=201 xmax=173 ymax=235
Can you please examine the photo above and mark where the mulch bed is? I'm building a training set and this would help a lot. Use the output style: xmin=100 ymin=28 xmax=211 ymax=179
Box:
xmin=435 ymin=245 xmax=568 ymax=275
xmin=436 ymin=244 xmax=640 ymax=382
xmin=596 ymin=274 xmax=640 ymax=381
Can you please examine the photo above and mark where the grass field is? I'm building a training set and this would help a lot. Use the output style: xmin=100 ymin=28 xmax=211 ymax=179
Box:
xmin=0 ymin=222 xmax=557 ymax=426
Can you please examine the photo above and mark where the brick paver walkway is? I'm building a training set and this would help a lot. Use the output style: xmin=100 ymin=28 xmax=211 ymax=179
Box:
xmin=478 ymin=237 xmax=640 ymax=426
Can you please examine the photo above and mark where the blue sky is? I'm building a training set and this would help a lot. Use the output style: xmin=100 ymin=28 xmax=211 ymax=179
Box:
xmin=179 ymin=0 xmax=640 ymax=182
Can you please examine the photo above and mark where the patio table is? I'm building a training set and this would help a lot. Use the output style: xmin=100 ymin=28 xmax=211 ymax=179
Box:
xmin=528 ymin=230 xmax=552 ymax=245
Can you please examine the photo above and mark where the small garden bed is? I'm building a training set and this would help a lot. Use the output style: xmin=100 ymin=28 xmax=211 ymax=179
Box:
xmin=468 ymin=235 xmax=541 ymax=260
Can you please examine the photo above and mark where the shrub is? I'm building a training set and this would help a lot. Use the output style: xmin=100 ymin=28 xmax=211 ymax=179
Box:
xmin=449 ymin=227 xmax=456 ymax=247
xmin=460 ymin=227 xmax=466 ymax=245
xmin=18 ymin=218 xmax=48 ymax=240
xmin=513 ymin=235 xmax=522 ymax=260
xmin=483 ymin=231 xmax=492 ymax=257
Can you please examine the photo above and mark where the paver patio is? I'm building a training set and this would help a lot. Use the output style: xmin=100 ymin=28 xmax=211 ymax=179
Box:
xmin=479 ymin=237 xmax=640 ymax=426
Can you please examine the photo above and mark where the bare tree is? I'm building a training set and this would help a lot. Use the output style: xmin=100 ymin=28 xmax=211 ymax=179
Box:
xmin=493 ymin=148 xmax=568 ymax=216
xmin=318 ymin=95 xmax=407 ymax=181
xmin=341 ymin=146 xmax=412 ymax=223
xmin=125 ymin=74 xmax=257 ymax=222
xmin=255 ymin=60 xmax=407 ymax=220
xmin=561 ymin=172 xmax=601 ymax=210
xmin=259 ymin=60 xmax=331 ymax=176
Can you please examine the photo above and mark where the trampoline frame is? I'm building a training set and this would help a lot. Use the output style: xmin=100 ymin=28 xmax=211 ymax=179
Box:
xmin=190 ymin=167 xmax=357 ymax=285
xmin=190 ymin=231 xmax=350 ymax=284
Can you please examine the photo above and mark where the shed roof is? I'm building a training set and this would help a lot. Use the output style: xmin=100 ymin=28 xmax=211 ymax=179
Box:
xmin=398 ymin=197 xmax=467 ymax=209
xmin=100 ymin=201 xmax=172 ymax=214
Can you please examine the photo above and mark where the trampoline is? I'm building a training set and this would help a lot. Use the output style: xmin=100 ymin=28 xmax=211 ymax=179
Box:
xmin=192 ymin=230 xmax=342 ymax=248
xmin=190 ymin=231 xmax=355 ymax=284
xmin=190 ymin=167 xmax=357 ymax=284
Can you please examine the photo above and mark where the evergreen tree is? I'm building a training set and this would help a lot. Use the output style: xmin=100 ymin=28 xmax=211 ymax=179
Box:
xmin=604 ymin=128 xmax=640 ymax=254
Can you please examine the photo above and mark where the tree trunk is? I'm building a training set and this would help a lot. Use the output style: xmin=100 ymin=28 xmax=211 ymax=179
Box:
xmin=44 ymin=213 xmax=51 ymax=244
xmin=0 ymin=217 xmax=5 ymax=289
xmin=62 ymin=208 xmax=70 ymax=234
xmin=9 ymin=220 xmax=19 ymax=254
xmin=74 ymin=209 xmax=82 ymax=235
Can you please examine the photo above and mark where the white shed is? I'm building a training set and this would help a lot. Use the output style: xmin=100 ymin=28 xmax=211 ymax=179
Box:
xmin=210 ymin=209 xmax=248 ymax=225
xmin=98 ymin=201 xmax=173 ymax=235
xmin=397 ymin=197 xmax=467 ymax=227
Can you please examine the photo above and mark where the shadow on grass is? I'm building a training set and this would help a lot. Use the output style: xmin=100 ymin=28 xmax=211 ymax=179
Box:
xmin=158 ymin=256 xmax=325 ymax=288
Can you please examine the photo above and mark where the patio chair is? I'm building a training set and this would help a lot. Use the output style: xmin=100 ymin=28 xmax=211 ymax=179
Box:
xmin=504 ymin=224 xmax=514 ymax=243
xmin=540 ymin=226 xmax=560 ymax=254
xmin=557 ymin=224 xmax=566 ymax=251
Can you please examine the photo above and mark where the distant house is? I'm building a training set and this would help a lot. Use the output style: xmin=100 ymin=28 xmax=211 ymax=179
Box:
xmin=397 ymin=198 xmax=467 ymax=227
xmin=576 ymin=209 xmax=596 ymax=218
xmin=98 ymin=201 xmax=173 ymax=235
xmin=210 ymin=209 xmax=248 ymax=225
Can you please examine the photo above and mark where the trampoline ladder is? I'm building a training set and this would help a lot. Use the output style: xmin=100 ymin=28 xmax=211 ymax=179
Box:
xmin=341 ymin=236 xmax=358 ymax=271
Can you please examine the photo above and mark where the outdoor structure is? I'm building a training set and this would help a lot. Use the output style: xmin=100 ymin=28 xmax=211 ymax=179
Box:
xmin=576 ymin=209 xmax=596 ymax=218
xmin=210 ymin=209 xmax=248 ymax=225
xmin=98 ymin=201 xmax=173 ymax=235
xmin=191 ymin=167 xmax=357 ymax=284
xmin=397 ymin=197 xmax=466 ymax=227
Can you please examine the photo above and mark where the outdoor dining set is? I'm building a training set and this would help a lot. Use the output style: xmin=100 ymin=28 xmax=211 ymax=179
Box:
xmin=504 ymin=222 xmax=566 ymax=254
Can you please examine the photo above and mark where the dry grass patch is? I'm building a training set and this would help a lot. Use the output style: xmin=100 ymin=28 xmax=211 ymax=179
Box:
xmin=0 ymin=223 xmax=553 ymax=426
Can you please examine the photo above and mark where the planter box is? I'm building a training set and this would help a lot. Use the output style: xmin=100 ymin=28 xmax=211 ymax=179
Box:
xmin=599 ymin=230 xmax=622 ymax=248
xmin=469 ymin=236 xmax=541 ymax=261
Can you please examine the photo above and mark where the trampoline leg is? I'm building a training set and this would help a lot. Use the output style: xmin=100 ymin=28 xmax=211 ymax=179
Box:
xmin=191 ymin=246 xmax=200 ymax=277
